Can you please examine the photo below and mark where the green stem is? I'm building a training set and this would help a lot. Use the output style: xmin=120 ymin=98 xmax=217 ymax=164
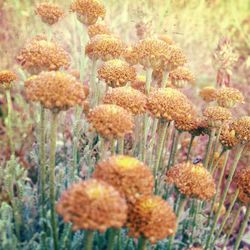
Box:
xmin=90 ymin=59 xmax=98 ymax=106
xmin=233 ymin=204 xmax=250 ymax=250
xmin=186 ymin=134 xmax=195 ymax=161
xmin=216 ymin=189 xmax=239 ymax=238
xmin=167 ymin=129 xmax=176 ymax=170
xmin=139 ymin=237 xmax=148 ymax=250
xmin=49 ymin=111 xmax=59 ymax=250
xmin=154 ymin=120 xmax=170 ymax=176
xmin=222 ymin=206 xmax=241 ymax=249
xmin=167 ymin=129 xmax=181 ymax=168
xmin=84 ymin=230 xmax=94 ymax=250
xmin=6 ymin=90 xmax=14 ymax=156
xmin=118 ymin=138 xmax=124 ymax=154
xmin=148 ymin=119 xmax=159 ymax=166
xmin=111 ymin=139 xmax=116 ymax=155
xmin=211 ymin=148 xmax=226 ymax=176
xmin=107 ymin=229 xmax=117 ymax=250
xmin=145 ymin=68 xmax=153 ymax=95
xmin=203 ymin=128 xmax=216 ymax=169
xmin=162 ymin=70 xmax=168 ymax=88
xmin=205 ymin=144 xmax=245 ymax=250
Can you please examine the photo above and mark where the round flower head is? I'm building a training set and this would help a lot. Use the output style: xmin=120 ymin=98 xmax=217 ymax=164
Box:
xmin=98 ymin=59 xmax=136 ymax=87
xmin=133 ymin=38 xmax=170 ymax=70
xmin=0 ymin=70 xmax=17 ymax=90
xmin=199 ymin=86 xmax=217 ymax=103
xmin=123 ymin=46 xmax=139 ymax=66
xmin=131 ymin=75 xmax=146 ymax=94
xmin=166 ymin=162 xmax=216 ymax=200
xmin=93 ymin=155 xmax=154 ymax=203
xmin=85 ymin=35 xmax=125 ymax=61
xmin=175 ymin=112 xmax=201 ymax=132
xmin=56 ymin=179 xmax=127 ymax=232
xmin=70 ymin=0 xmax=106 ymax=25
xmin=87 ymin=104 xmax=134 ymax=139
xmin=17 ymin=39 xmax=70 ymax=74
xmin=147 ymin=88 xmax=193 ymax=121
xmin=25 ymin=71 xmax=87 ymax=112
xmin=189 ymin=117 xmax=210 ymax=137
xmin=216 ymin=87 xmax=244 ymax=108
xmin=219 ymin=123 xmax=240 ymax=150
xmin=103 ymin=86 xmax=147 ymax=115
xmin=169 ymin=67 xmax=195 ymax=88
xmin=231 ymin=116 xmax=250 ymax=144
xmin=88 ymin=23 xmax=111 ymax=38
xmin=235 ymin=167 xmax=250 ymax=205
xmin=203 ymin=106 xmax=232 ymax=128
xmin=127 ymin=195 xmax=176 ymax=243
xmin=158 ymin=34 xmax=175 ymax=45
xmin=35 ymin=2 xmax=64 ymax=25
xmin=162 ymin=45 xmax=187 ymax=72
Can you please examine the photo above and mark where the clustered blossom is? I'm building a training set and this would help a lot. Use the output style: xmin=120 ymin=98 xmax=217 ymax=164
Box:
xmin=216 ymin=87 xmax=244 ymax=108
xmin=71 ymin=0 xmax=106 ymax=25
xmin=25 ymin=71 xmax=87 ymax=112
xmin=85 ymin=35 xmax=125 ymax=61
xmin=98 ymin=59 xmax=136 ymax=87
xmin=166 ymin=162 xmax=216 ymax=200
xmin=219 ymin=123 xmax=239 ymax=149
xmin=127 ymin=195 xmax=176 ymax=243
xmin=169 ymin=67 xmax=195 ymax=88
xmin=175 ymin=114 xmax=201 ymax=132
xmin=203 ymin=106 xmax=232 ymax=128
xmin=17 ymin=39 xmax=70 ymax=74
xmin=0 ymin=70 xmax=17 ymax=90
xmin=131 ymin=75 xmax=146 ymax=94
xmin=189 ymin=117 xmax=209 ymax=137
xmin=231 ymin=116 xmax=250 ymax=144
xmin=235 ymin=167 xmax=250 ymax=205
xmin=93 ymin=155 xmax=154 ymax=203
xmin=87 ymin=104 xmax=134 ymax=139
xmin=199 ymin=86 xmax=217 ymax=102
xmin=123 ymin=46 xmax=139 ymax=66
xmin=88 ymin=23 xmax=111 ymax=38
xmin=56 ymin=179 xmax=127 ymax=232
xmin=147 ymin=88 xmax=193 ymax=122
xmin=103 ymin=86 xmax=147 ymax=115
xmin=35 ymin=2 xmax=64 ymax=25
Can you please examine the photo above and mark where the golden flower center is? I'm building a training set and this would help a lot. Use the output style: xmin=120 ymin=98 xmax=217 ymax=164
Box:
xmin=140 ymin=198 xmax=158 ymax=211
xmin=85 ymin=183 xmax=108 ymax=199
xmin=115 ymin=156 xmax=140 ymax=170
xmin=191 ymin=166 xmax=206 ymax=176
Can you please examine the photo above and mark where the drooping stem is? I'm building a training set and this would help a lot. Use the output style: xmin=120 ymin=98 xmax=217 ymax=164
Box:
xmin=186 ymin=134 xmax=195 ymax=161
xmin=216 ymin=188 xmax=239 ymax=238
xmin=162 ymin=70 xmax=168 ymax=88
xmin=6 ymin=89 xmax=14 ymax=156
xmin=84 ymin=230 xmax=94 ymax=250
xmin=49 ymin=111 xmax=59 ymax=250
xmin=233 ymin=204 xmax=250 ymax=250
xmin=205 ymin=144 xmax=245 ymax=250
xmin=222 ymin=206 xmax=241 ymax=249
xmin=154 ymin=120 xmax=170 ymax=176
xmin=203 ymin=128 xmax=216 ymax=169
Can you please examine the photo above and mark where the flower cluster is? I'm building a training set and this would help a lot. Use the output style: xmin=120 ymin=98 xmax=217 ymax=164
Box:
xmin=231 ymin=116 xmax=250 ymax=144
xmin=199 ymin=86 xmax=217 ymax=103
xmin=88 ymin=23 xmax=111 ymax=38
xmin=169 ymin=67 xmax=195 ymax=88
xmin=0 ymin=70 xmax=17 ymax=90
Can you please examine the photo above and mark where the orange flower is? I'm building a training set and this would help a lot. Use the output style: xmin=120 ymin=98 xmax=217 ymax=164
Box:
xmin=166 ymin=162 xmax=216 ymax=200
xmin=127 ymin=195 xmax=176 ymax=243
xmin=88 ymin=23 xmax=111 ymax=38
xmin=231 ymin=116 xmax=250 ymax=144
xmin=0 ymin=70 xmax=17 ymax=90
xmin=199 ymin=86 xmax=217 ymax=102
xmin=219 ymin=123 xmax=240 ymax=149
xmin=169 ymin=67 xmax=195 ymax=88
xmin=56 ymin=179 xmax=127 ymax=232
xmin=93 ymin=155 xmax=154 ymax=203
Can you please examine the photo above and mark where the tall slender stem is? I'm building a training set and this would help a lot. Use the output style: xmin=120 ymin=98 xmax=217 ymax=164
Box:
xmin=49 ymin=111 xmax=59 ymax=250
xmin=168 ymin=129 xmax=181 ymax=168
xmin=186 ymin=134 xmax=195 ymax=161
xmin=233 ymin=204 xmax=250 ymax=250
xmin=204 ymin=128 xmax=216 ymax=169
xmin=90 ymin=59 xmax=98 ymax=106
xmin=139 ymin=237 xmax=148 ymax=250
xmin=205 ymin=144 xmax=245 ymax=249
xmin=6 ymin=90 xmax=14 ymax=156
xmin=118 ymin=138 xmax=124 ymax=154
xmin=84 ymin=230 xmax=94 ymax=250
xmin=162 ymin=70 xmax=168 ymax=88
xmin=107 ymin=229 xmax=117 ymax=250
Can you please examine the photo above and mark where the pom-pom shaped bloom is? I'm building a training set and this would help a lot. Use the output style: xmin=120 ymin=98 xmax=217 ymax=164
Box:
xmin=162 ymin=45 xmax=187 ymax=71
xmin=199 ymin=86 xmax=217 ymax=102
xmin=123 ymin=46 xmax=139 ymax=66
xmin=189 ymin=117 xmax=210 ymax=137
xmin=56 ymin=179 xmax=127 ymax=232
xmin=169 ymin=67 xmax=195 ymax=88
xmin=131 ymin=75 xmax=146 ymax=94
xmin=132 ymin=38 xmax=170 ymax=70
xmin=71 ymin=0 xmax=106 ymax=25
xmin=17 ymin=39 xmax=70 ymax=74
xmin=175 ymin=113 xmax=201 ymax=132
xmin=147 ymin=88 xmax=193 ymax=121
xmin=103 ymin=86 xmax=147 ymax=115
xmin=35 ymin=2 xmax=64 ymax=25
xmin=88 ymin=23 xmax=111 ymax=38
xmin=166 ymin=162 xmax=216 ymax=200
xmin=219 ymin=123 xmax=240 ymax=149
xmin=25 ymin=71 xmax=87 ymax=112
xmin=235 ymin=167 xmax=250 ymax=205
xmin=85 ymin=35 xmax=125 ymax=61
xmin=98 ymin=59 xmax=136 ymax=87
xmin=216 ymin=87 xmax=244 ymax=108
xmin=127 ymin=195 xmax=176 ymax=243
xmin=231 ymin=116 xmax=250 ymax=144
xmin=87 ymin=104 xmax=134 ymax=139
xmin=93 ymin=155 xmax=154 ymax=203
xmin=0 ymin=70 xmax=17 ymax=90
xmin=203 ymin=106 xmax=232 ymax=128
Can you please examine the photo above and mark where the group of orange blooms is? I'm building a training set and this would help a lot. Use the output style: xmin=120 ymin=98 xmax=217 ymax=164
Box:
xmin=0 ymin=1 xmax=250 ymax=250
